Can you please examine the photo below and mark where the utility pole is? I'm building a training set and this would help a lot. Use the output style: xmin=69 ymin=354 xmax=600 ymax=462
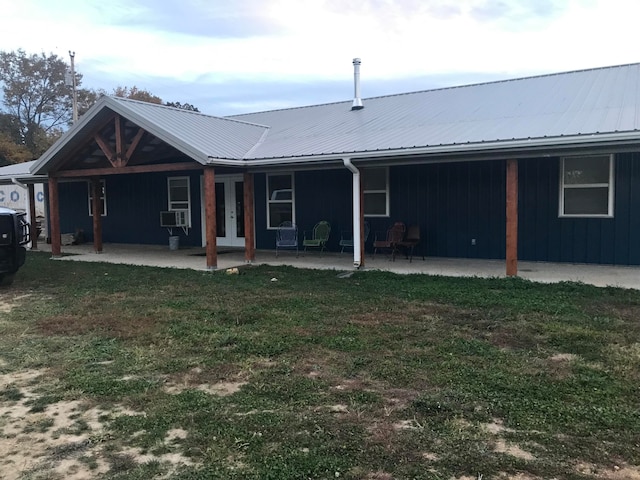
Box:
xmin=68 ymin=51 xmax=78 ymax=123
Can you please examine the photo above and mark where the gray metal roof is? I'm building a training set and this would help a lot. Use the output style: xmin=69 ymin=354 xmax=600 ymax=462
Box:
xmin=32 ymin=63 xmax=640 ymax=174
xmin=230 ymin=63 xmax=640 ymax=160
xmin=0 ymin=161 xmax=46 ymax=185
xmin=110 ymin=97 xmax=269 ymax=160
xmin=32 ymin=96 xmax=269 ymax=174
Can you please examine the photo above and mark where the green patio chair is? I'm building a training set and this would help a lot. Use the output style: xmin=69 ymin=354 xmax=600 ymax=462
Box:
xmin=303 ymin=221 xmax=331 ymax=253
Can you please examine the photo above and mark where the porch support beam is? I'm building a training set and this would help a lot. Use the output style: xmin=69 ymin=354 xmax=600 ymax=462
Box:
xmin=506 ymin=159 xmax=518 ymax=277
xmin=125 ymin=128 xmax=145 ymax=162
xmin=94 ymin=133 xmax=117 ymax=167
xmin=28 ymin=184 xmax=37 ymax=249
xmin=204 ymin=167 xmax=217 ymax=270
xmin=48 ymin=177 xmax=61 ymax=257
xmin=91 ymin=177 xmax=103 ymax=253
xmin=243 ymin=172 xmax=256 ymax=263
xmin=53 ymin=161 xmax=202 ymax=178
xmin=114 ymin=115 xmax=127 ymax=167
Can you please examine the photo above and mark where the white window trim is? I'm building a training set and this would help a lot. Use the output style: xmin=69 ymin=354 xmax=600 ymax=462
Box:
xmin=363 ymin=166 xmax=390 ymax=217
xmin=167 ymin=176 xmax=192 ymax=227
xmin=88 ymin=179 xmax=107 ymax=217
xmin=559 ymin=154 xmax=614 ymax=218
xmin=266 ymin=173 xmax=295 ymax=229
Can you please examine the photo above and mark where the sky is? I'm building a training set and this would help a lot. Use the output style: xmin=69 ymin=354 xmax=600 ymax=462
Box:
xmin=1 ymin=0 xmax=640 ymax=116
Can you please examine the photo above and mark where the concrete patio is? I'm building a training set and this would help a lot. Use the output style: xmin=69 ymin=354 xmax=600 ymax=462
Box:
xmin=31 ymin=242 xmax=640 ymax=290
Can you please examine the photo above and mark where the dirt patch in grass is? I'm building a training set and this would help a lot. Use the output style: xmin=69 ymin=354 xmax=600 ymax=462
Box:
xmin=36 ymin=314 xmax=159 ymax=339
xmin=163 ymin=366 xmax=247 ymax=396
xmin=484 ymin=419 xmax=515 ymax=434
xmin=0 ymin=368 xmax=193 ymax=479
xmin=0 ymin=294 xmax=31 ymax=315
xmin=605 ymin=465 xmax=640 ymax=479
xmin=544 ymin=352 xmax=579 ymax=379
xmin=348 ymin=301 xmax=453 ymax=327
xmin=494 ymin=439 xmax=536 ymax=460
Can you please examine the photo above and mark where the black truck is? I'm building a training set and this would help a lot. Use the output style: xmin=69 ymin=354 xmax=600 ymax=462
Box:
xmin=0 ymin=207 xmax=30 ymax=286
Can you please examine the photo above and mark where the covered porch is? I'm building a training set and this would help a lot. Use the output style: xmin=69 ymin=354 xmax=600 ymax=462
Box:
xmin=36 ymin=242 xmax=640 ymax=290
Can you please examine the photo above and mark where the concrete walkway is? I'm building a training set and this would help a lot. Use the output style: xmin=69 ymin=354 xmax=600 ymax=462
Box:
xmin=34 ymin=243 xmax=640 ymax=290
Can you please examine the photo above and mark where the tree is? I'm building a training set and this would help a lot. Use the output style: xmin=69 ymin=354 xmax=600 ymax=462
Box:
xmin=110 ymin=86 xmax=200 ymax=112
xmin=112 ymin=86 xmax=163 ymax=104
xmin=0 ymin=49 xmax=79 ymax=159
xmin=0 ymin=132 xmax=31 ymax=165
xmin=165 ymin=101 xmax=200 ymax=112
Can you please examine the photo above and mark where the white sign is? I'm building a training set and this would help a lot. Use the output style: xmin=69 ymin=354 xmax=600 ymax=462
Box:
xmin=0 ymin=184 xmax=45 ymax=216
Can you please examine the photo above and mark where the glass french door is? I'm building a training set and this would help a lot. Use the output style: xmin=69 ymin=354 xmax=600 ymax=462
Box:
xmin=201 ymin=175 xmax=244 ymax=247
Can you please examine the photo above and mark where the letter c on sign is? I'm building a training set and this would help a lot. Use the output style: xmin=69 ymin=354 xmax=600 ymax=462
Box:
xmin=10 ymin=191 xmax=19 ymax=202
xmin=37 ymin=191 xmax=44 ymax=202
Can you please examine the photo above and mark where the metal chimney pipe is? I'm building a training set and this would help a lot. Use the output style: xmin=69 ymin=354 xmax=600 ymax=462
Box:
xmin=352 ymin=58 xmax=363 ymax=110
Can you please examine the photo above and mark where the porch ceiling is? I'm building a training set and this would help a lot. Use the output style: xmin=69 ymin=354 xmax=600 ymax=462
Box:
xmin=55 ymin=115 xmax=192 ymax=173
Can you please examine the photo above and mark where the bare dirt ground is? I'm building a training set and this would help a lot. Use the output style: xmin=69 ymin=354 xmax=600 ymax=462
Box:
xmin=0 ymin=368 xmax=192 ymax=480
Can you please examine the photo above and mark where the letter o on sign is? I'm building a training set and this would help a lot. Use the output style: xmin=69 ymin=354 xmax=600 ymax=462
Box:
xmin=10 ymin=191 xmax=19 ymax=202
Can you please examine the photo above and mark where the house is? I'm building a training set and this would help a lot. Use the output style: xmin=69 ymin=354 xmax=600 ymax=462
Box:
xmin=23 ymin=61 xmax=640 ymax=274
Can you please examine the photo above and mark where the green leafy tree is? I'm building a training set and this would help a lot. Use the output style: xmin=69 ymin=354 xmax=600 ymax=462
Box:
xmin=112 ymin=86 xmax=163 ymax=104
xmin=165 ymin=101 xmax=199 ymax=112
xmin=0 ymin=49 xmax=85 ymax=159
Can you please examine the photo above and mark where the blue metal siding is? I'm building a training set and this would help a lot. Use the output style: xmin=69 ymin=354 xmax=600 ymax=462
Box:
xmin=55 ymin=152 xmax=640 ymax=265
xmin=389 ymin=161 xmax=506 ymax=259
xmin=254 ymin=170 xmax=352 ymax=251
xmin=518 ymin=154 xmax=640 ymax=265
xmin=58 ymin=171 xmax=204 ymax=246
xmin=59 ymin=181 xmax=92 ymax=236
xmin=255 ymin=162 xmax=507 ymax=259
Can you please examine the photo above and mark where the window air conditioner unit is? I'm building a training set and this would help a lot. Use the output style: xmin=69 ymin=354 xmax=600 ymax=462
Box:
xmin=160 ymin=210 xmax=189 ymax=228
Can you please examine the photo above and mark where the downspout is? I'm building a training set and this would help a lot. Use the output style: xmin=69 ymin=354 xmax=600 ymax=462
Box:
xmin=343 ymin=158 xmax=362 ymax=268
xmin=11 ymin=178 xmax=32 ymax=248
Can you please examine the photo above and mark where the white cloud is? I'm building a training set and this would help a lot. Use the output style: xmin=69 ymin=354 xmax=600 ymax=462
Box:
xmin=1 ymin=0 xmax=640 ymax=114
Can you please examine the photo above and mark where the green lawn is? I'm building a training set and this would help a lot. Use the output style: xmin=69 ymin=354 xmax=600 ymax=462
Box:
xmin=1 ymin=252 xmax=640 ymax=479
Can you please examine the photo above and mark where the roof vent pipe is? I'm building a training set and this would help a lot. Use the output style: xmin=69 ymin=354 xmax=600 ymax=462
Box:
xmin=351 ymin=58 xmax=364 ymax=110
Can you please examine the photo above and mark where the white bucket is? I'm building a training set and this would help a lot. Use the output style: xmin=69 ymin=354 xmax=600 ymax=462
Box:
xmin=169 ymin=236 xmax=180 ymax=251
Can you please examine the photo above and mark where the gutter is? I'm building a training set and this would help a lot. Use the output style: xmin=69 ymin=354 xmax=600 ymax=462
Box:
xmin=210 ymin=130 xmax=640 ymax=168
xmin=342 ymin=158 xmax=362 ymax=268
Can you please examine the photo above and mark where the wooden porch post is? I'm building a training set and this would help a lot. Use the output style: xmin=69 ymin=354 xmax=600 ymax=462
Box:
xmin=243 ymin=172 xmax=255 ymax=263
xmin=91 ymin=177 xmax=103 ymax=253
xmin=48 ymin=177 xmax=61 ymax=257
xmin=204 ymin=167 xmax=217 ymax=269
xmin=28 ymin=184 xmax=37 ymax=250
xmin=506 ymin=159 xmax=518 ymax=277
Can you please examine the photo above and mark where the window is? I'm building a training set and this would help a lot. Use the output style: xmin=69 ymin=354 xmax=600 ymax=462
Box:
xmin=267 ymin=173 xmax=294 ymax=228
xmin=88 ymin=180 xmax=107 ymax=216
xmin=168 ymin=176 xmax=191 ymax=227
xmin=362 ymin=167 xmax=389 ymax=216
xmin=559 ymin=155 xmax=614 ymax=217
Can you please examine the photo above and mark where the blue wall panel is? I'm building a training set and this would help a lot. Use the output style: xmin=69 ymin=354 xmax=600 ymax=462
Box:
xmin=58 ymin=171 xmax=204 ymax=247
xmin=518 ymin=154 xmax=640 ymax=265
xmin=254 ymin=169 xmax=352 ymax=251
xmin=56 ymin=152 xmax=640 ymax=265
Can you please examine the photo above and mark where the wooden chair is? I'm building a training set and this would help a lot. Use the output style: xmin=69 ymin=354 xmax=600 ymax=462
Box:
xmin=275 ymin=221 xmax=298 ymax=257
xmin=373 ymin=222 xmax=405 ymax=260
xmin=303 ymin=221 xmax=331 ymax=253
xmin=398 ymin=225 xmax=424 ymax=262
xmin=339 ymin=221 xmax=370 ymax=253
